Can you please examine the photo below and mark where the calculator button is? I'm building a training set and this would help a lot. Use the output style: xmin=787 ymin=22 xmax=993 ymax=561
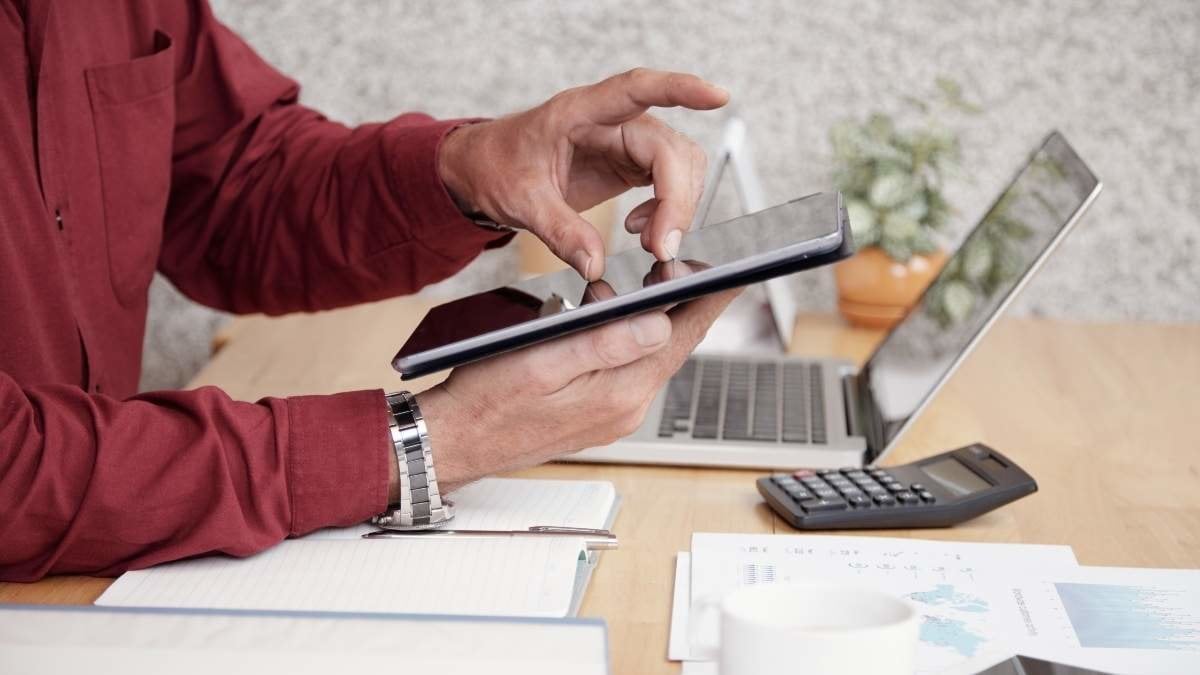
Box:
xmin=799 ymin=498 xmax=847 ymax=513
xmin=895 ymin=491 xmax=919 ymax=504
xmin=838 ymin=487 xmax=863 ymax=497
xmin=917 ymin=490 xmax=937 ymax=503
xmin=792 ymin=469 xmax=816 ymax=479
xmin=864 ymin=485 xmax=888 ymax=496
xmin=814 ymin=487 xmax=839 ymax=499
xmin=872 ymin=493 xmax=896 ymax=506
xmin=774 ymin=476 xmax=798 ymax=486
xmin=885 ymin=482 xmax=907 ymax=493
xmin=846 ymin=470 xmax=869 ymax=480
xmin=910 ymin=483 xmax=925 ymax=492
xmin=817 ymin=469 xmax=839 ymax=477
xmin=800 ymin=477 xmax=826 ymax=490
xmin=839 ymin=467 xmax=858 ymax=473
xmin=847 ymin=494 xmax=872 ymax=508
xmin=785 ymin=487 xmax=814 ymax=501
xmin=868 ymin=468 xmax=888 ymax=478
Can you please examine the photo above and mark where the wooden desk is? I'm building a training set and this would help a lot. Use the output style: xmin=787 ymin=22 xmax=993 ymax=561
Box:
xmin=4 ymin=296 xmax=1199 ymax=675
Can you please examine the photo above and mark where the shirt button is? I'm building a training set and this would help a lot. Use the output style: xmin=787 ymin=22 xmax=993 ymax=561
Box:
xmin=54 ymin=208 xmax=64 ymax=230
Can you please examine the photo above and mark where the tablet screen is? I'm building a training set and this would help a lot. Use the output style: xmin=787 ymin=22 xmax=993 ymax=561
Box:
xmin=396 ymin=192 xmax=842 ymax=362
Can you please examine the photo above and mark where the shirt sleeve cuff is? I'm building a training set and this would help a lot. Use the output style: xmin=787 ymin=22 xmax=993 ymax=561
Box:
xmin=282 ymin=389 xmax=391 ymax=536
xmin=380 ymin=114 xmax=515 ymax=258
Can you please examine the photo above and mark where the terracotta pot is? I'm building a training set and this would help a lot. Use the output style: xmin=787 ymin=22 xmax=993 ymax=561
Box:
xmin=834 ymin=246 xmax=948 ymax=329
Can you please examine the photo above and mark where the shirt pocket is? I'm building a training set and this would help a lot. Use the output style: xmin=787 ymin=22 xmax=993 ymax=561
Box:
xmin=85 ymin=30 xmax=176 ymax=307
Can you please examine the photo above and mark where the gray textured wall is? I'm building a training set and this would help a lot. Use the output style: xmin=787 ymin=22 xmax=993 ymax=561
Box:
xmin=141 ymin=0 xmax=1200 ymax=391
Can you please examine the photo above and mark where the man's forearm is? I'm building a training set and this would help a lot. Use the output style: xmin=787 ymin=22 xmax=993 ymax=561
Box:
xmin=0 ymin=376 xmax=389 ymax=581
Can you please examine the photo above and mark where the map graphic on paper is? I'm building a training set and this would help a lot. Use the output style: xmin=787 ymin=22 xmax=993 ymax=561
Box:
xmin=1055 ymin=582 xmax=1200 ymax=651
xmin=687 ymin=534 xmax=1082 ymax=675
xmin=907 ymin=584 xmax=990 ymax=658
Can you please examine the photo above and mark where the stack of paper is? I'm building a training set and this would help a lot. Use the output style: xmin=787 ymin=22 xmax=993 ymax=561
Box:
xmin=0 ymin=604 xmax=609 ymax=675
xmin=670 ymin=533 xmax=1200 ymax=675
xmin=97 ymin=478 xmax=619 ymax=619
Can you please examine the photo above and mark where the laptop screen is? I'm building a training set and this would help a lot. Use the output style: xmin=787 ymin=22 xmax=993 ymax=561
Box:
xmin=857 ymin=132 xmax=1101 ymax=462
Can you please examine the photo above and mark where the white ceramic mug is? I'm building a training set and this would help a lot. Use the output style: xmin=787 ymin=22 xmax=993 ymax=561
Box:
xmin=692 ymin=583 xmax=920 ymax=675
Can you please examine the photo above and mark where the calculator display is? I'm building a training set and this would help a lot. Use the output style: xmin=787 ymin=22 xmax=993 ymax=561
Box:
xmin=921 ymin=458 xmax=991 ymax=496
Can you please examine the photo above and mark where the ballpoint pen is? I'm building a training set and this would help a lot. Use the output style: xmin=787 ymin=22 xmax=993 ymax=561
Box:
xmin=362 ymin=525 xmax=619 ymax=551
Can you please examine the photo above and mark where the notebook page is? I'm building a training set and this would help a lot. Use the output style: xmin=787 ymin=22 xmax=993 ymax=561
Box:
xmin=96 ymin=537 xmax=585 ymax=618
xmin=305 ymin=478 xmax=617 ymax=540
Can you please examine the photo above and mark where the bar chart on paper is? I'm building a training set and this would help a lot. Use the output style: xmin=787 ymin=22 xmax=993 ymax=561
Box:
xmin=999 ymin=567 xmax=1200 ymax=673
xmin=1054 ymin=582 xmax=1200 ymax=651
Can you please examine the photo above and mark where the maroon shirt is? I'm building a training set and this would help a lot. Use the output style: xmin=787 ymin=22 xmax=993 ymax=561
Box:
xmin=0 ymin=0 xmax=507 ymax=581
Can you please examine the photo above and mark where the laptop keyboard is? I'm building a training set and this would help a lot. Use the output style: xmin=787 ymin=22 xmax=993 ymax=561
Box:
xmin=657 ymin=357 xmax=827 ymax=444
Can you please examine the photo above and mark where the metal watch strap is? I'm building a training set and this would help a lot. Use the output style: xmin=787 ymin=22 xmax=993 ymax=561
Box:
xmin=373 ymin=391 xmax=453 ymax=530
xmin=466 ymin=211 xmax=517 ymax=233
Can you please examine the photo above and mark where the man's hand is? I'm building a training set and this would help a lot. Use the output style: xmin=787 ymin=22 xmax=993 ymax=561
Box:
xmin=417 ymin=290 xmax=739 ymax=491
xmin=436 ymin=68 xmax=730 ymax=281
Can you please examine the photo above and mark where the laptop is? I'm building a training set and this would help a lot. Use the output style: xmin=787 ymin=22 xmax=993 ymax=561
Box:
xmin=569 ymin=128 xmax=1102 ymax=469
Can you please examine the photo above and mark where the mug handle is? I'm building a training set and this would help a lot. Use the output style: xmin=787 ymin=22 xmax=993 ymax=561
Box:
xmin=688 ymin=593 xmax=724 ymax=661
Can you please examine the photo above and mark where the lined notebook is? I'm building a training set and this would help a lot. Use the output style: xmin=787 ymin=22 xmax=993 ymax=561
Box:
xmin=97 ymin=478 xmax=619 ymax=618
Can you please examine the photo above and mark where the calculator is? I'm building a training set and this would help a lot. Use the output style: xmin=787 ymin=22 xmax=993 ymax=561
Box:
xmin=757 ymin=443 xmax=1037 ymax=530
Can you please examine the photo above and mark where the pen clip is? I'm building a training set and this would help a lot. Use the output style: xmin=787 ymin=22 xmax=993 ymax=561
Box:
xmin=528 ymin=526 xmax=613 ymax=536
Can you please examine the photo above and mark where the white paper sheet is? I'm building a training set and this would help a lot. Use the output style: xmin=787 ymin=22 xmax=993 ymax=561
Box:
xmin=680 ymin=661 xmax=717 ymax=675
xmin=668 ymin=552 xmax=692 ymax=661
xmin=684 ymin=533 xmax=1080 ymax=675
xmin=993 ymin=566 xmax=1200 ymax=674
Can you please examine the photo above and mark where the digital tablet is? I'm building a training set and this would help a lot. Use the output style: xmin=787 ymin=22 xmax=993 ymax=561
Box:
xmin=393 ymin=191 xmax=854 ymax=379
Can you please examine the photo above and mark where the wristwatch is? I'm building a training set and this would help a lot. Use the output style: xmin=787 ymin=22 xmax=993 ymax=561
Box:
xmin=467 ymin=212 xmax=517 ymax=233
xmin=372 ymin=391 xmax=454 ymax=530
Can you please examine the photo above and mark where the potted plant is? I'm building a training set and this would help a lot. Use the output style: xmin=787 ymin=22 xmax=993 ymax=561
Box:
xmin=831 ymin=79 xmax=978 ymax=328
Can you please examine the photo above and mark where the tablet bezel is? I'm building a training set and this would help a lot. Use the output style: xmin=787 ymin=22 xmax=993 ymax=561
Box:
xmin=393 ymin=193 xmax=852 ymax=379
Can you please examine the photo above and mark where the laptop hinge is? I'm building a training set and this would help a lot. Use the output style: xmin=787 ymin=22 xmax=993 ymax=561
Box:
xmin=840 ymin=372 xmax=862 ymax=438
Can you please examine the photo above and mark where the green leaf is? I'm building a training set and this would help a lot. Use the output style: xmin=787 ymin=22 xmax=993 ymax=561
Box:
xmin=880 ymin=236 xmax=913 ymax=263
xmin=845 ymin=200 xmax=879 ymax=246
xmin=866 ymin=113 xmax=895 ymax=142
xmin=882 ymin=211 xmax=920 ymax=241
xmin=909 ymin=228 xmax=938 ymax=254
xmin=845 ymin=199 xmax=876 ymax=231
xmin=869 ymin=172 xmax=915 ymax=209
xmin=935 ymin=76 xmax=982 ymax=114
xmin=833 ymin=165 xmax=875 ymax=197
xmin=896 ymin=196 xmax=929 ymax=223
xmin=936 ymin=77 xmax=963 ymax=100
xmin=941 ymin=280 xmax=977 ymax=324
xmin=961 ymin=239 xmax=993 ymax=282
xmin=998 ymin=216 xmax=1034 ymax=240
xmin=830 ymin=120 xmax=867 ymax=160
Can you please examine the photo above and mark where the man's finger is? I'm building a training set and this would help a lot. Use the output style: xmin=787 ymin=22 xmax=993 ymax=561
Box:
xmin=582 ymin=280 xmax=618 ymax=304
xmin=624 ymin=197 xmax=658 ymax=234
xmin=525 ymin=198 xmax=608 ymax=281
xmin=516 ymin=311 xmax=673 ymax=391
xmin=620 ymin=116 xmax=707 ymax=261
xmin=576 ymin=68 xmax=729 ymax=125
